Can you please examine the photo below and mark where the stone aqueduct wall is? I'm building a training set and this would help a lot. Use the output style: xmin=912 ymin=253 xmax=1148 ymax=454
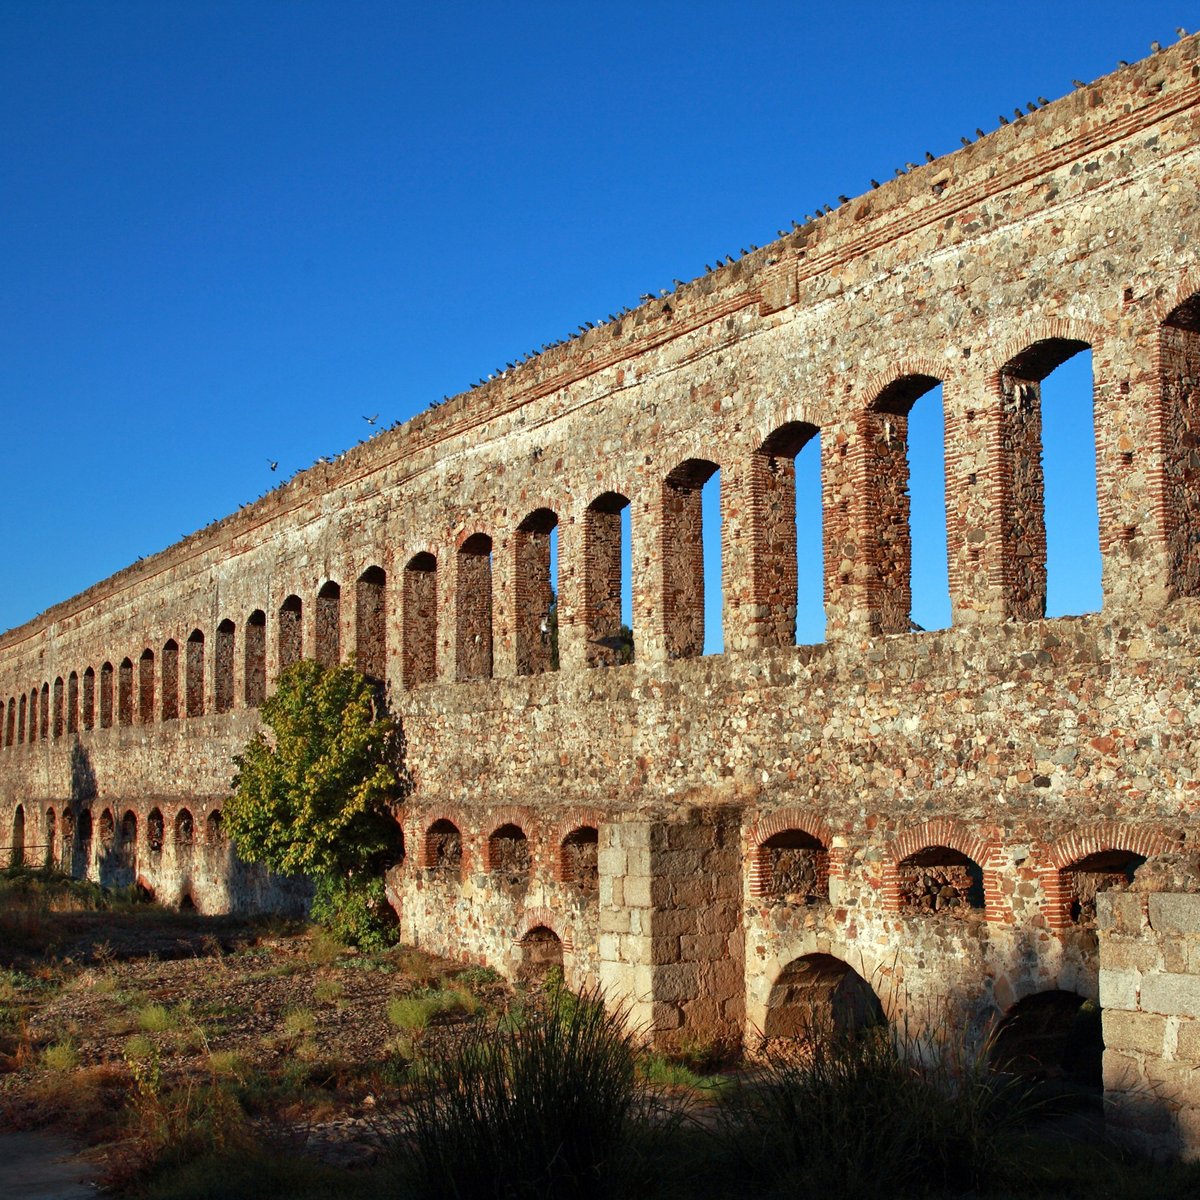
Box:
xmin=3 ymin=36 xmax=1200 ymax=1131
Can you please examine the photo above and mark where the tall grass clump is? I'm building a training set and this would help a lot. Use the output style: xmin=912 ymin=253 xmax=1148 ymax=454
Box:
xmin=394 ymin=984 xmax=647 ymax=1200
xmin=722 ymin=1014 xmax=1030 ymax=1200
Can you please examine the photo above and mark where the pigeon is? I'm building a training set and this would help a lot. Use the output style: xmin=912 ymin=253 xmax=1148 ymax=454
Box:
xmin=961 ymin=136 xmax=972 ymax=146
xmin=924 ymin=150 xmax=935 ymax=162
xmin=1151 ymin=41 xmax=1161 ymax=52
xmin=870 ymin=179 xmax=880 ymax=188
xmin=1073 ymin=79 xmax=1086 ymax=87
xmin=362 ymin=414 xmax=378 ymax=425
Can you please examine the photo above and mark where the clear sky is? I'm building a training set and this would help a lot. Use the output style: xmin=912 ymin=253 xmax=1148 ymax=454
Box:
xmin=0 ymin=2 xmax=1190 ymax=640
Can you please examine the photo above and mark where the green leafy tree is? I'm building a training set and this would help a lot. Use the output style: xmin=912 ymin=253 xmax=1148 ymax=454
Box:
xmin=227 ymin=659 xmax=405 ymax=946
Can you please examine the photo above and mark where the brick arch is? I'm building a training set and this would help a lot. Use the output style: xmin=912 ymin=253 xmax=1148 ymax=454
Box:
xmin=882 ymin=819 xmax=1003 ymax=919
xmin=517 ymin=907 xmax=574 ymax=955
xmin=417 ymin=808 xmax=470 ymax=872
xmin=551 ymin=807 xmax=604 ymax=884
xmin=1152 ymin=268 xmax=1200 ymax=326
xmin=1040 ymin=823 xmax=1177 ymax=931
xmin=857 ymin=357 xmax=950 ymax=413
xmin=986 ymin=316 xmax=1106 ymax=384
xmin=748 ymin=808 xmax=834 ymax=902
xmin=482 ymin=805 xmax=535 ymax=872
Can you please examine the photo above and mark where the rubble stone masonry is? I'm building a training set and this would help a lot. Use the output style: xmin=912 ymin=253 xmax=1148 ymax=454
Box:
xmin=3 ymin=36 xmax=1200 ymax=1154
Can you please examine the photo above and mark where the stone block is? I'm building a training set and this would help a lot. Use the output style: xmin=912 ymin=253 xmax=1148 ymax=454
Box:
xmin=1103 ymin=1009 xmax=1167 ymax=1056
xmin=1149 ymin=893 xmax=1200 ymax=935
xmin=1142 ymin=973 xmax=1200 ymax=1019
xmin=1099 ymin=968 xmax=1141 ymax=1012
xmin=623 ymin=875 xmax=652 ymax=908
xmin=1102 ymin=1048 xmax=1144 ymax=1093
xmin=1101 ymin=940 xmax=1163 ymax=973
xmin=1173 ymin=1018 xmax=1200 ymax=1063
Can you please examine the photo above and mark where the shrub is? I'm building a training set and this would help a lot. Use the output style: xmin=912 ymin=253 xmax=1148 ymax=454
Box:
xmin=283 ymin=1008 xmax=317 ymax=1037
xmin=42 ymin=1040 xmax=78 ymax=1071
xmin=392 ymin=984 xmax=648 ymax=1200
xmin=310 ymin=875 xmax=398 ymax=952
xmin=386 ymin=986 xmax=475 ymax=1032
xmin=137 ymin=1003 xmax=176 ymax=1033
xmin=313 ymin=979 xmax=344 ymax=1005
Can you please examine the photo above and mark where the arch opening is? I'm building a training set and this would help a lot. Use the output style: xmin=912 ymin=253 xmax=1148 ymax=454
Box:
xmin=53 ymin=677 xmax=64 ymax=740
xmin=356 ymin=566 xmax=387 ymax=684
xmin=663 ymin=458 xmax=722 ymax=657
xmin=215 ymin=620 xmax=236 ymax=713
xmin=583 ymin=493 xmax=634 ymax=667
xmin=990 ymin=990 xmax=1103 ymax=1093
xmin=245 ymin=611 xmax=267 ymax=707
xmin=147 ymin=808 xmax=164 ymax=858
xmin=39 ymin=682 xmax=49 ymax=740
xmin=1063 ymin=849 xmax=1145 ymax=927
xmin=488 ymin=824 xmax=530 ymax=893
xmin=316 ymin=582 xmax=341 ymax=668
xmin=99 ymin=663 xmax=114 ymax=729
xmin=161 ymin=641 xmax=179 ymax=722
xmin=758 ymin=829 xmax=829 ymax=906
xmin=897 ymin=846 xmax=985 ymax=916
xmin=764 ymin=954 xmax=885 ymax=1041
xmin=456 ymin=535 xmax=493 ymax=682
xmin=118 ymin=660 xmax=133 ymax=727
xmin=119 ymin=810 xmax=138 ymax=871
xmin=561 ymin=826 xmax=599 ymax=894
xmin=186 ymin=631 xmax=205 ymax=717
xmin=10 ymin=804 xmax=25 ymax=866
xmin=519 ymin=925 xmax=564 ymax=981
xmin=138 ymin=650 xmax=155 ymax=724
xmin=515 ymin=510 xmax=559 ymax=677
xmin=426 ymin=819 xmax=462 ymax=877
xmin=44 ymin=807 xmax=56 ymax=868
xmin=403 ymin=553 xmax=438 ymax=689
xmin=279 ymin=595 xmax=304 ymax=672
xmin=82 ymin=666 xmax=96 ymax=731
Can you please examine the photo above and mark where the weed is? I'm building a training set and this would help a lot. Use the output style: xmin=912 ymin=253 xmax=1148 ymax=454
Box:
xmin=126 ymin=1033 xmax=156 ymax=1060
xmin=313 ymin=978 xmax=344 ymax=1005
xmin=138 ymin=1003 xmax=177 ymax=1033
xmin=455 ymin=964 xmax=502 ymax=990
xmin=208 ymin=1050 xmax=247 ymax=1079
xmin=42 ymin=1040 xmax=79 ymax=1071
xmin=638 ymin=1052 xmax=728 ymax=1094
xmin=386 ymin=986 xmax=477 ymax=1032
xmin=307 ymin=928 xmax=345 ymax=967
xmin=283 ymin=1007 xmax=317 ymax=1036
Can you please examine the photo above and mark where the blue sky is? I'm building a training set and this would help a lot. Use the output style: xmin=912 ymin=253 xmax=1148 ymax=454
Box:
xmin=0 ymin=2 xmax=1186 ymax=641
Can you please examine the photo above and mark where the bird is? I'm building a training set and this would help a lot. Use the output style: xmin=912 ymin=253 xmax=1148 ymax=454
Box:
xmin=267 ymin=459 xmax=278 ymax=471
xmin=1014 ymin=108 xmax=1024 ymax=120
xmin=1178 ymin=28 xmax=1188 ymax=38
xmin=976 ymin=127 xmax=986 ymax=137
xmin=999 ymin=114 xmax=1010 ymax=125
xmin=362 ymin=413 xmax=378 ymax=425
xmin=837 ymin=195 xmax=849 ymax=204
xmin=924 ymin=150 xmax=935 ymax=162
xmin=905 ymin=161 xmax=917 ymax=170
xmin=1038 ymin=96 xmax=1049 ymax=105
xmin=960 ymin=136 xmax=972 ymax=146
xmin=1073 ymin=79 xmax=1086 ymax=87
xmin=895 ymin=167 xmax=905 ymax=176
xmin=869 ymin=179 xmax=880 ymax=189
xmin=672 ymin=279 xmax=683 ymax=288
xmin=1026 ymin=101 xmax=1037 ymax=112
xmin=1118 ymin=59 xmax=1129 ymax=67
xmin=1151 ymin=41 xmax=1162 ymax=52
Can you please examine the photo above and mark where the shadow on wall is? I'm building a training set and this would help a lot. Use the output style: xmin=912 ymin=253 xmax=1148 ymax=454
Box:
xmin=70 ymin=741 xmax=97 ymax=802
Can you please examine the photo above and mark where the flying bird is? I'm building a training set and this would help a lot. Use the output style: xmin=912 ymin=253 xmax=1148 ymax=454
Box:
xmin=267 ymin=459 xmax=278 ymax=471
xmin=362 ymin=414 xmax=378 ymax=424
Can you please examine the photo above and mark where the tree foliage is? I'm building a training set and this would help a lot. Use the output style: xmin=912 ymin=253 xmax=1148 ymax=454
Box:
xmin=227 ymin=659 xmax=404 ymax=882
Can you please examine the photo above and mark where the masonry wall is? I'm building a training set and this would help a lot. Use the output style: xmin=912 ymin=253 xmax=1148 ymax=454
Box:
xmin=2 ymin=34 xmax=1200 ymax=1135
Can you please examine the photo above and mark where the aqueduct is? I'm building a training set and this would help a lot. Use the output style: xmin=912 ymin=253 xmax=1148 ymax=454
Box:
xmin=4 ymin=35 xmax=1200 ymax=1156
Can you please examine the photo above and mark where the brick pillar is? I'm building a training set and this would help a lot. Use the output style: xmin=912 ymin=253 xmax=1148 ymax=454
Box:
xmin=859 ymin=407 xmax=912 ymax=635
xmin=943 ymin=378 xmax=994 ymax=624
xmin=721 ymin=455 xmax=754 ymax=655
xmin=555 ymin=513 xmax=585 ymax=673
xmin=821 ymin=423 xmax=859 ymax=639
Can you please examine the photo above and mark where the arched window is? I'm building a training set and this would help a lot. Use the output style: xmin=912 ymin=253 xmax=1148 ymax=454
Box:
xmin=67 ymin=672 xmax=79 ymax=735
xmin=10 ymin=804 xmax=25 ymax=866
xmin=764 ymin=954 xmax=884 ymax=1041
xmin=138 ymin=650 xmax=155 ymax=724
xmin=456 ymin=534 xmax=493 ymax=681
xmin=44 ymin=807 xmax=56 ymax=869
xmin=356 ymin=566 xmax=387 ymax=684
xmin=1060 ymin=849 xmax=1145 ymax=927
xmin=278 ymin=595 xmax=303 ymax=672
xmin=18 ymin=693 xmax=27 ymax=744
xmin=990 ymin=991 xmax=1102 ymax=1092
xmin=582 ymin=493 xmax=634 ymax=667
xmin=998 ymin=338 xmax=1097 ymax=619
xmin=39 ymin=681 xmax=49 ymax=740
xmin=76 ymin=809 xmax=91 ymax=861
xmin=560 ymin=826 xmax=599 ymax=894
xmin=515 ymin=510 xmax=558 ymax=676
xmin=897 ymin=846 xmax=985 ymax=916
xmin=99 ymin=663 xmax=114 ymax=729
xmin=215 ymin=619 xmax=235 ymax=713
xmin=117 ymin=660 xmax=133 ymax=727
xmin=5 ymin=697 xmax=14 ymax=747
xmin=753 ymin=829 xmax=829 ymax=905
xmin=244 ymin=611 xmax=266 ymax=707
xmin=98 ymin=808 xmax=115 ymax=850
xmin=425 ymin=818 xmax=463 ymax=877
xmin=82 ymin=667 xmax=95 ymax=730
xmin=663 ymin=458 xmax=722 ymax=656
xmin=403 ymin=553 xmax=438 ymax=689
xmin=186 ymin=631 xmax=205 ymax=717
xmin=147 ymin=807 xmax=164 ymax=857
xmin=520 ymin=926 xmax=563 ymax=980
xmin=161 ymin=640 xmax=179 ymax=721
xmin=316 ymin=582 xmax=341 ymax=667
xmin=52 ymin=677 xmax=64 ymax=740
xmin=119 ymin=809 xmax=138 ymax=870
xmin=487 ymin=823 xmax=530 ymax=892
xmin=862 ymin=375 xmax=949 ymax=633
xmin=752 ymin=423 xmax=824 ymax=646
xmin=1160 ymin=292 xmax=1200 ymax=597
xmin=206 ymin=810 xmax=225 ymax=848
xmin=175 ymin=808 xmax=195 ymax=857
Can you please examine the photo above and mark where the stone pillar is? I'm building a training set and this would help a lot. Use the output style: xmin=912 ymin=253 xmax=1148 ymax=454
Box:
xmin=1099 ymin=863 xmax=1200 ymax=1160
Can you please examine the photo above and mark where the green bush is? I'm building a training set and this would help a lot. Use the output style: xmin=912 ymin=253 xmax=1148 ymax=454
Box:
xmin=393 ymin=984 xmax=648 ymax=1200
xmin=310 ymin=875 xmax=397 ymax=951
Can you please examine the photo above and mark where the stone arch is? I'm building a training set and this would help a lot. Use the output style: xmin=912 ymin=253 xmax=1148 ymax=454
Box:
xmin=402 ymin=551 xmax=438 ymax=689
xmin=515 ymin=508 xmax=559 ymax=677
xmin=185 ymin=631 xmax=205 ymax=717
xmin=161 ymin=640 xmax=179 ymax=721
xmin=485 ymin=822 xmax=531 ymax=893
xmin=147 ymin=807 xmax=164 ymax=858
xmin=244 ymin=610 xmax=267 ymax=706
xmin=763 ymin=953 xmax=884 ymax=1040
xmin=750 ymin=420 xmax=823 ymax=647
xmin=60 ymin=808 xmax=75 ymax=871
xmin=885 ymin=820 xmax=997 ymax=917
xmin=278 ymin=595 xmax=303 ymax=671
xmin=423 ymin=816 xmax=464 ymax=876
xmin=456 ymin=533 xmax=494 ymax=681
xmin=990 ymin=989 xmax=1103 ymax=1091
xmin=1041 ymin=824 xmax=1175 ymax=930
xmin=582 ymin=491 xmax=633 ymax=667
xmin=18 ymin=692 xmax=27 ymax=744
xmin=518 ymin=908 xmax=574 ymax=955
xmin=77 ymin=808 xmax=92 ymax=873
xmin=556 ymin=811 xmax=602 ymax=892
xmin=355 ymin=566 xmax=388 ymax=684
xmin=748 ymin=809 xmax=833 ymax=904
xmin=856 ymin=366 xmax=948 ymax=635
xmin=662 ymin=457 xmax=721 ymax=658
xmin=97 ymin=807 xmax=115 ymax=851
xmin=175 ymin=807 xmax=195 ymax=854
xmin=206 ymin=809 xmax=225 ymax=844
xmin=10 ymin=803 xmax=25 ymax=866
xmin=316 ymin=581 xmax=341 ymax=667
xmin=988 ymin=319 xmax=1105 ymax=621
xmin=138 ymin=649 xmax=155 ymax=724
xmin=215 ymin=619 xmax=236 ymax=713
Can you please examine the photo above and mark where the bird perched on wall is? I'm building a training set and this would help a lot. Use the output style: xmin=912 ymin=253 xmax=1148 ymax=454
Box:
xmin=1118 ymin=60 xmax=1129 ymax=67
xmin=1038 ymin=96 xmax=1049 ymax=105
xmin=999 ymin=113 xmax=1010 ymax=124
xmin=1178 ymin=28 xmax=1188 ymax=37
xmin=1151 ymin=41 xmax=1161 ymax=52
xmin=961 ymin=136 xmax=972 ymax=146
xmin=925 ymin=150 xmax=935 ymax=162
xmin=837 ymin=195 xmax=848 ymax=204
xmin=1026 ymin=101 xmax=1037 ymax=112
xmin=1073 ymin=79 xmax=1086 ymax=87
xmin=870 ymin=179 xmax=880 ymax=188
